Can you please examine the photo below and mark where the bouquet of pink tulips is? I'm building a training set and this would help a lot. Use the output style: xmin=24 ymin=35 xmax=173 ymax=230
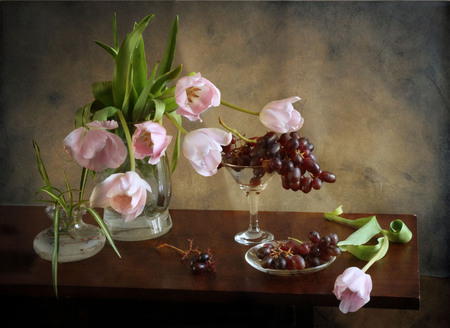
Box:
xmin=34 ymin=13 xmax=304 ymax=295
xmin=60 ymin=13 xmax=304 ymax=222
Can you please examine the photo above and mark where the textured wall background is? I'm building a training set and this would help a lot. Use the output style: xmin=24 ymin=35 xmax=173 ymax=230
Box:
xmin=1 ymin=1 xmax=448 ymax=277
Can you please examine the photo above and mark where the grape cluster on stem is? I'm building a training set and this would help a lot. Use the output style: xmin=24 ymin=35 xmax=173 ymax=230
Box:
xmin=158 ymin=239 xmax=216 ymax=274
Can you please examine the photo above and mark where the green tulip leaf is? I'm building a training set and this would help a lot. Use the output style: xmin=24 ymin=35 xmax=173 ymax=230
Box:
xmin=325 ymin=205 xmax=375 ymax=228
xmin=385 ymin=219 xmax=413 ymax=243
xmin=92 ymin=81 xmax=114 ymax=106
xmin=165 ymin=111 xmax=182 ymax=173
xmin=92 ymin=106 xmax=119 ymax=122
xmin=94 ymin=40 xmax=118 ymax=59
xmin=86 ymin=207 xmax=121 ymax=259
xmin=341 ymin=236 xmax=389 ymax=261
xmin=132 ymin=35 xmax=147 ymax=95
xmin=163 ymin=97 xmax=178 ymax=113
xmin=132 ymin=70 xmax=156 ymax=122
xmin=337 ymin=216 xmax=382 ymax=247
xmin=75 ymin=103 xmax=93 ymax=128
xmin=159 ymin=15 xmax=178 ymax=77
xmin=151 ymin=64 xmax=183 ymax=96
xmin=52 ymin=206 xmax=61 ymax=298
xmin=152 ymin=99 xmax=166 ymax=123
xmin=112 ymin=14 xmax=153 ymax=112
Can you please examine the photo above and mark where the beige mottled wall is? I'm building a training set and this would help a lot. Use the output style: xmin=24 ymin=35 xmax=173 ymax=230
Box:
xmin=1 ymin=1 xmax=449 ymax=277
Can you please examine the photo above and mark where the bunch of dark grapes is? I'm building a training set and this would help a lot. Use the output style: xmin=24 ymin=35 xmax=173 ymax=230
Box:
xmin=158 ymin=239 xmax=216 ymax=275
xmin=189 ymin=252 xmax=215 ymax=274
xmin=221 ymin=131 xmax=336 ymax=193
xmin=256 ymin=230 xmax=341 ymax=270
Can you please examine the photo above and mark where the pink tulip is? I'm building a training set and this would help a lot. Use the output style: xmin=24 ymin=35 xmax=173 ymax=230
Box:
xmin=132 ymin=121 xmax=172 ymax=164
xmin=90 ymin=171 xmax=151 ymax=222
xmin=183 ymin=128 xmax=232 ymax=176
xmin=259 ymin=96 xmax=304 ymax=133
xmin=333 ymin=267 xmax=373 ymax=313
xmin=63 ymin=120 xmax=127 ymax=172
xmin=175 ymin=73 xmax=221 ymax=121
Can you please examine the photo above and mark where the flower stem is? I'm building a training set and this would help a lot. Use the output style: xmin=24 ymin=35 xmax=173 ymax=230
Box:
xmin=220 ymin=100 xmax=260 ymax=116
xmin=116 ymin=110 xmax=136 ymax=172
xmin=362 ymin=231 xmax=389 ymax=273
xmin=219 ymin=117 xmax=256 ymax=144
xmin=166 ymin=113 xmax=188 ymax=134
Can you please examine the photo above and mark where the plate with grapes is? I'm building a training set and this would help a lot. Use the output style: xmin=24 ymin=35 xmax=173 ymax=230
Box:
xmin=245 ymin=241 xmax=336 ymax=276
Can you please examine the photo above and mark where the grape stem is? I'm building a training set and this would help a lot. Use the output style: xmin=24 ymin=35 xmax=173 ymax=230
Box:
xmin=288 ymin=236 xmax=304 ymax=244
xmin=157 ymin=239 xmax=208 ymax=261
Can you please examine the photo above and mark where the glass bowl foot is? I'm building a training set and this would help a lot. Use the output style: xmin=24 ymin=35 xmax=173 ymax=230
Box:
xmin=234 ymin=230 xmax=274 ymax=245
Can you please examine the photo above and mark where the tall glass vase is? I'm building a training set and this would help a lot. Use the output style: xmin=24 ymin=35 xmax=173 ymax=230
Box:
xmin=103 ymin=155 xmax=173 ymax=241
xmin=33 ymin=205 xmax=106 ymax=262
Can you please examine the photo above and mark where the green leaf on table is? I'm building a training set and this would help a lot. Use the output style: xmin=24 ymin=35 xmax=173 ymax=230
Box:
xmin=385 ymin=219 xmax=413 ymax=243
xmin=337 ymin=216 xmax=382 ymax=248
xmin=342 ymin=236 xmax=389 ymax=261
xmin=325 ymin=205 xmax=375 ymax=228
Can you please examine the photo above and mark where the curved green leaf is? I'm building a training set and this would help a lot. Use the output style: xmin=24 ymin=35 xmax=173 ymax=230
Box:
xmin=325 ymin=206 xmax=374 ymax=228
xmin=342 ymin=236 xmax=389 ymax=261
xmin=152 ymin=99 xmax=166 ymax=122
xmin=94 ymin=40 xmax=117 ymax=59
xmin=92 ymin=106 xmax=119 ymax=122
xmin=33 ymin=140 xmax=52 ymax=188
xmin=337 ymin=216 xmax=382 ymax=247
xmin=385 ymin=219 xmax=413 ymax=243
xmin=86 ymin=207 xmax=121 ymax=259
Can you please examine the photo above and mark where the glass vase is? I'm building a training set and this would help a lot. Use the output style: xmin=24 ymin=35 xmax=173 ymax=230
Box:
xmin=33 ymin=205 xmax=106 ymax=262
xmin=103 ymin=155 xmax=173 ymax=241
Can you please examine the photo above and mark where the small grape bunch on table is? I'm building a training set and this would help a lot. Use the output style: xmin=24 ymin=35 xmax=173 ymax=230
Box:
xmin=158 ymin=239 xmax=215 ymax=274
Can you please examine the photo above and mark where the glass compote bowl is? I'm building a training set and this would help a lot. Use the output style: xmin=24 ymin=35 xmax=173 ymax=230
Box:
xmin=223 ymin=162 xmax=275 ymax=245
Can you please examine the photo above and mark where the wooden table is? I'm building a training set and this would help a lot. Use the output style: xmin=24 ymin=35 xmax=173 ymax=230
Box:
xmin=0 ymin=206 xmax=419 ymax=327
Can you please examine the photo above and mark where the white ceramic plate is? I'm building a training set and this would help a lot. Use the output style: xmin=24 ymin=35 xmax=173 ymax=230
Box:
xmin=245 ymin=241 xmax=336 ymax=276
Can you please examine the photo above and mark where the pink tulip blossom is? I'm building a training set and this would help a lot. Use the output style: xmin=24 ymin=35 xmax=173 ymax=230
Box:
xmin=63 ymin=120 xmax=127 ymax=172
xmin=132 ymin=121 xmax=172 ymax=164
xmin=333 ymin=267 xmax=373 ymax=313
xmin=175 ymin=73 xmax=221 ymax=121
xmin=183 ymin=128 xmax=232 ymax=176
xmin=259 ymin=96 xmax=304 ymax=133
xmin=90 ymin=171 xmax=151 ymax=222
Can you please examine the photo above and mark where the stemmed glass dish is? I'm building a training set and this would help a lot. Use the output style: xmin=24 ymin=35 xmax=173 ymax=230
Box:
xmin=223 ymin=162 xmax=275 ymax=245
